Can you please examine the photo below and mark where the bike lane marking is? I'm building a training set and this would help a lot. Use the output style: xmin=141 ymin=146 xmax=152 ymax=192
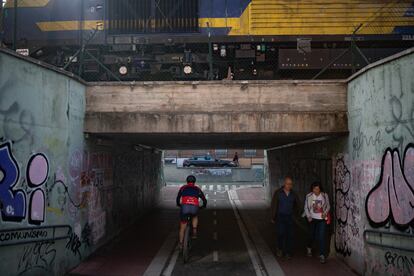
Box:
xmin=228 ymin=189 xmax=265 ymax=276
xmin=143 ymin=228 xmax=178 ymax=276
xmin=229 ymin=189 xmax=285 ymax=276
xmin=162 ymin=247 xmax=180 ymax=276
xmin=213 ymin=250 xmax=219 ymax=262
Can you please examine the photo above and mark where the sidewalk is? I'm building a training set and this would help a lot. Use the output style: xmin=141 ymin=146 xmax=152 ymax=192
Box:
xmin=235 ymin=187 xmax=358 ymax=276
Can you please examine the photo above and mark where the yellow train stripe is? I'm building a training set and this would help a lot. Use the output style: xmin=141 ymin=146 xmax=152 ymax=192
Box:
xmin=5 ymin=0 xmax=50 ymax=8
xmin=247 ymin=0 xmax=414 ymax=35
xmin=36 ymin=20 xmax=104 ymax=32
xmin=36 ymin=18 xmax=239 ymax=32
xmin=198 ymin=18 xmax=240 ymax=29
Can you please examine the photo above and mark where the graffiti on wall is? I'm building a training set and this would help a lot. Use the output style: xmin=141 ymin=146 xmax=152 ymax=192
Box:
xmin=27 ymin=153 xmax=49 ymax=225
xmin=68 ymin=149 xmax=113 ymax=243
xmin=43 ymin=149 xmax=114 ymax=244
xmin=334 ymin=155 xmax=353 ymax=256
xmin=0 ymin=141 xmax=48 ymax=224
xmin=366 ymin=144 xmax=414 ymax=229
xmin=0 ymin=225 xmax=71 ymax=246
xmin=0 ymin=141 xmax=26 ymax=221
xmin=352 ymin=121 xmax=382 ymax=158
xmin=334 ymin=153 xmax=381 ymax=257
xmin=385 ymin=95 xmax=414 ymax=153
xmin=384 ymin=251 xmax=414 ymax=276
xmin=17 ymin=241 xmax=56 ymax=276
xmin=46 ymin=173 xmax=81 ymax=215
xmin=66 ymin=231 xmax=82 ymax=259
xmin=0 ymin=93 xmax=35 ymax=146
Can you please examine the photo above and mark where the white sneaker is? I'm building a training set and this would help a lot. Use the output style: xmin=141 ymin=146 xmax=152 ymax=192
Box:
xmin=320 ymin=255 xmax=326 ymax=264
xmin=306 ymin=247 xmax=312 ymax=257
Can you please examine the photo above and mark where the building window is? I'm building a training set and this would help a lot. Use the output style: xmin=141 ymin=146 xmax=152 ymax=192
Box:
xmin=244 ymin=149 xmax=257 ymax=157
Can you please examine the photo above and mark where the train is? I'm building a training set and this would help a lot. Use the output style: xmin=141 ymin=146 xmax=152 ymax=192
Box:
xmin=1 ymin=0 xmax=414 ymax=81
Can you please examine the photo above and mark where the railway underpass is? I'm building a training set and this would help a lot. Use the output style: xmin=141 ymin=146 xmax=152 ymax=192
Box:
xmin=0 ymin=47 xmax=414 ymax=276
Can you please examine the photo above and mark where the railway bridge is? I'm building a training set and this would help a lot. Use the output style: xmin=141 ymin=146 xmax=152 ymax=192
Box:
xmin=85 ymin=80 xmax=348 ymax=148
xmin=0 ymin=48 xmax=413 ymax=276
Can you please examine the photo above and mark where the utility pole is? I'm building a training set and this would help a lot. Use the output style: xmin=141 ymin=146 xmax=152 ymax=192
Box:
xmin=207 ymin=22 xmax=213 ymax=80
xmin=78 ymin=0 xmax=85 ymax=77
xmin=13 ymin=0 xmax=17 ymax=50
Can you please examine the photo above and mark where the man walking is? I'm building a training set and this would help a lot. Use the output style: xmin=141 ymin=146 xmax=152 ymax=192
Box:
xmin=270 ymin=176 xmax=300 ymax=259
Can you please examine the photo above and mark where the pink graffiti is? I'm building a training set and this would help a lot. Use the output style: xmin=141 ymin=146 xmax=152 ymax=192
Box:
xmin=27 ymin=153 xmax=49 ymax=224
xmin=27 ymin=154 xmax=49 ymax=186
xmin=366 ymin=144 xmax=414 ymax=227
xmin=30 ymin=190 xmax=45 ymax=222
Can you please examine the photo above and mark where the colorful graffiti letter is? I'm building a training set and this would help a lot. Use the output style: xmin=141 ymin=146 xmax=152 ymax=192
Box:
xmin=27 ymin=153 xmax=49 ymax=224
xmin=366 ymin=144 xmax=414 ymax=228
xmin=0 ymin=142 xmax=26 ymax=221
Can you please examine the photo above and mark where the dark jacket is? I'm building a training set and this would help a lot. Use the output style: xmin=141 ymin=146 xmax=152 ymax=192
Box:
xmin=270 ymin=187 xmax=301 ymax=220
xmin=176 ymin=183 xmax=207 ymax=207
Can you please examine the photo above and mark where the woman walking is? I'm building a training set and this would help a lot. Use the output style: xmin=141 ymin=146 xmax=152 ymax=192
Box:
xmin=304 ymin=181 xmax=330 ymax=264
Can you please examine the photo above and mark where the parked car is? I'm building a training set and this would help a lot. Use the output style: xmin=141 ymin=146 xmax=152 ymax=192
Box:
xmin=164 ymin=158 xmax=177 ymax=164
xmin=183 ymin=156 xmax=237 ymax=168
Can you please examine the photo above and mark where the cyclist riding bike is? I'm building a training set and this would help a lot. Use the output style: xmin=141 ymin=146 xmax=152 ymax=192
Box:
xmin=176 ymin=175 xmax=207 ymax=248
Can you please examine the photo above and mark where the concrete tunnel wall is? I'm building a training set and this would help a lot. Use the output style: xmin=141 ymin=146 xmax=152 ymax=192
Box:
xmin=0 ymin=50 xmax=163 ymax=276
xmin=267 ymin=48 xmax=414 ymax=275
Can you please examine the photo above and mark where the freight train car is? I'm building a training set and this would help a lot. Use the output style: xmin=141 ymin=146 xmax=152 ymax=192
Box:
xmin=1 ymin=0 xmax=414 ymax=80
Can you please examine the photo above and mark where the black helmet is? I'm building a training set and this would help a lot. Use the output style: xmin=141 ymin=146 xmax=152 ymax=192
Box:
xmin=186 ymin=175 xmax=196 ymax=183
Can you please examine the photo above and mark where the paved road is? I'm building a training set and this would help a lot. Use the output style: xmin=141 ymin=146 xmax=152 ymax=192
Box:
xmin=70 ymin=184 xmax=357 ymax=276
xmin=169 ymin=187 xmax=258 ymax=276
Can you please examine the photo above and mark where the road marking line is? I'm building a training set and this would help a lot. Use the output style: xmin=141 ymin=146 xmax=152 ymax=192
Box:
xmin=217 ymin=185 xmax=222 ymax=191
xmin=214 ymin=191 xmax=217 ymax=195
xmin=162 ymin=247 xmax=179 ymax=276
xmin=206 ymin=194 xmax=209 ymax=200
xmin=213 ymin=232 xmax=218 ymax=240
xmin=231 ymin=185 xmax=236 ymax=190
xmin=229 ymin=190 xmax=285 ymax=276
xmin=209 ymin=185 xmax=214 ymax=191
xmin=213 ymin=250 xmax=219 ymax=262
xmin=228 ymin=190 xmax=266 ymax=276
xmin=225 ymin=185 xmax=229 ymax=191
xmin=213 ymin=211 xmax=217 ymax=216
xmin=214 ymin=219 xmax=217 ymax=225
xmin=202 ymin=185 xmax=207 ymax=190
xmin=143 ymin=228 xmax=178 ymax=276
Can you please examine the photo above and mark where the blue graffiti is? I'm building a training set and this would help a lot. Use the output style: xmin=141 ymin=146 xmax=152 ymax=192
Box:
xmin=0 ymin=142 xmax=26 ymax=221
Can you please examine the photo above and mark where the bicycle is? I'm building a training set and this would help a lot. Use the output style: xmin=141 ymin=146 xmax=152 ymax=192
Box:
xmin=182 ymin=214 xmax=194 ymax=263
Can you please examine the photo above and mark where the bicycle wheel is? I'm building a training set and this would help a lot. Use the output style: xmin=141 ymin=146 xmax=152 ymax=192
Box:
xmin=182 ymin=223 xmax=191 ymax=263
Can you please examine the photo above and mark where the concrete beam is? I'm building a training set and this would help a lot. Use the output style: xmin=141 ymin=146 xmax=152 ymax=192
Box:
xmin=85 ymin=80 xmax=348 ymax=148
xmin=86 ymin=80 xmax=347 ymax=114
xmin=85 ymin=111 xmax=347 ymax=133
